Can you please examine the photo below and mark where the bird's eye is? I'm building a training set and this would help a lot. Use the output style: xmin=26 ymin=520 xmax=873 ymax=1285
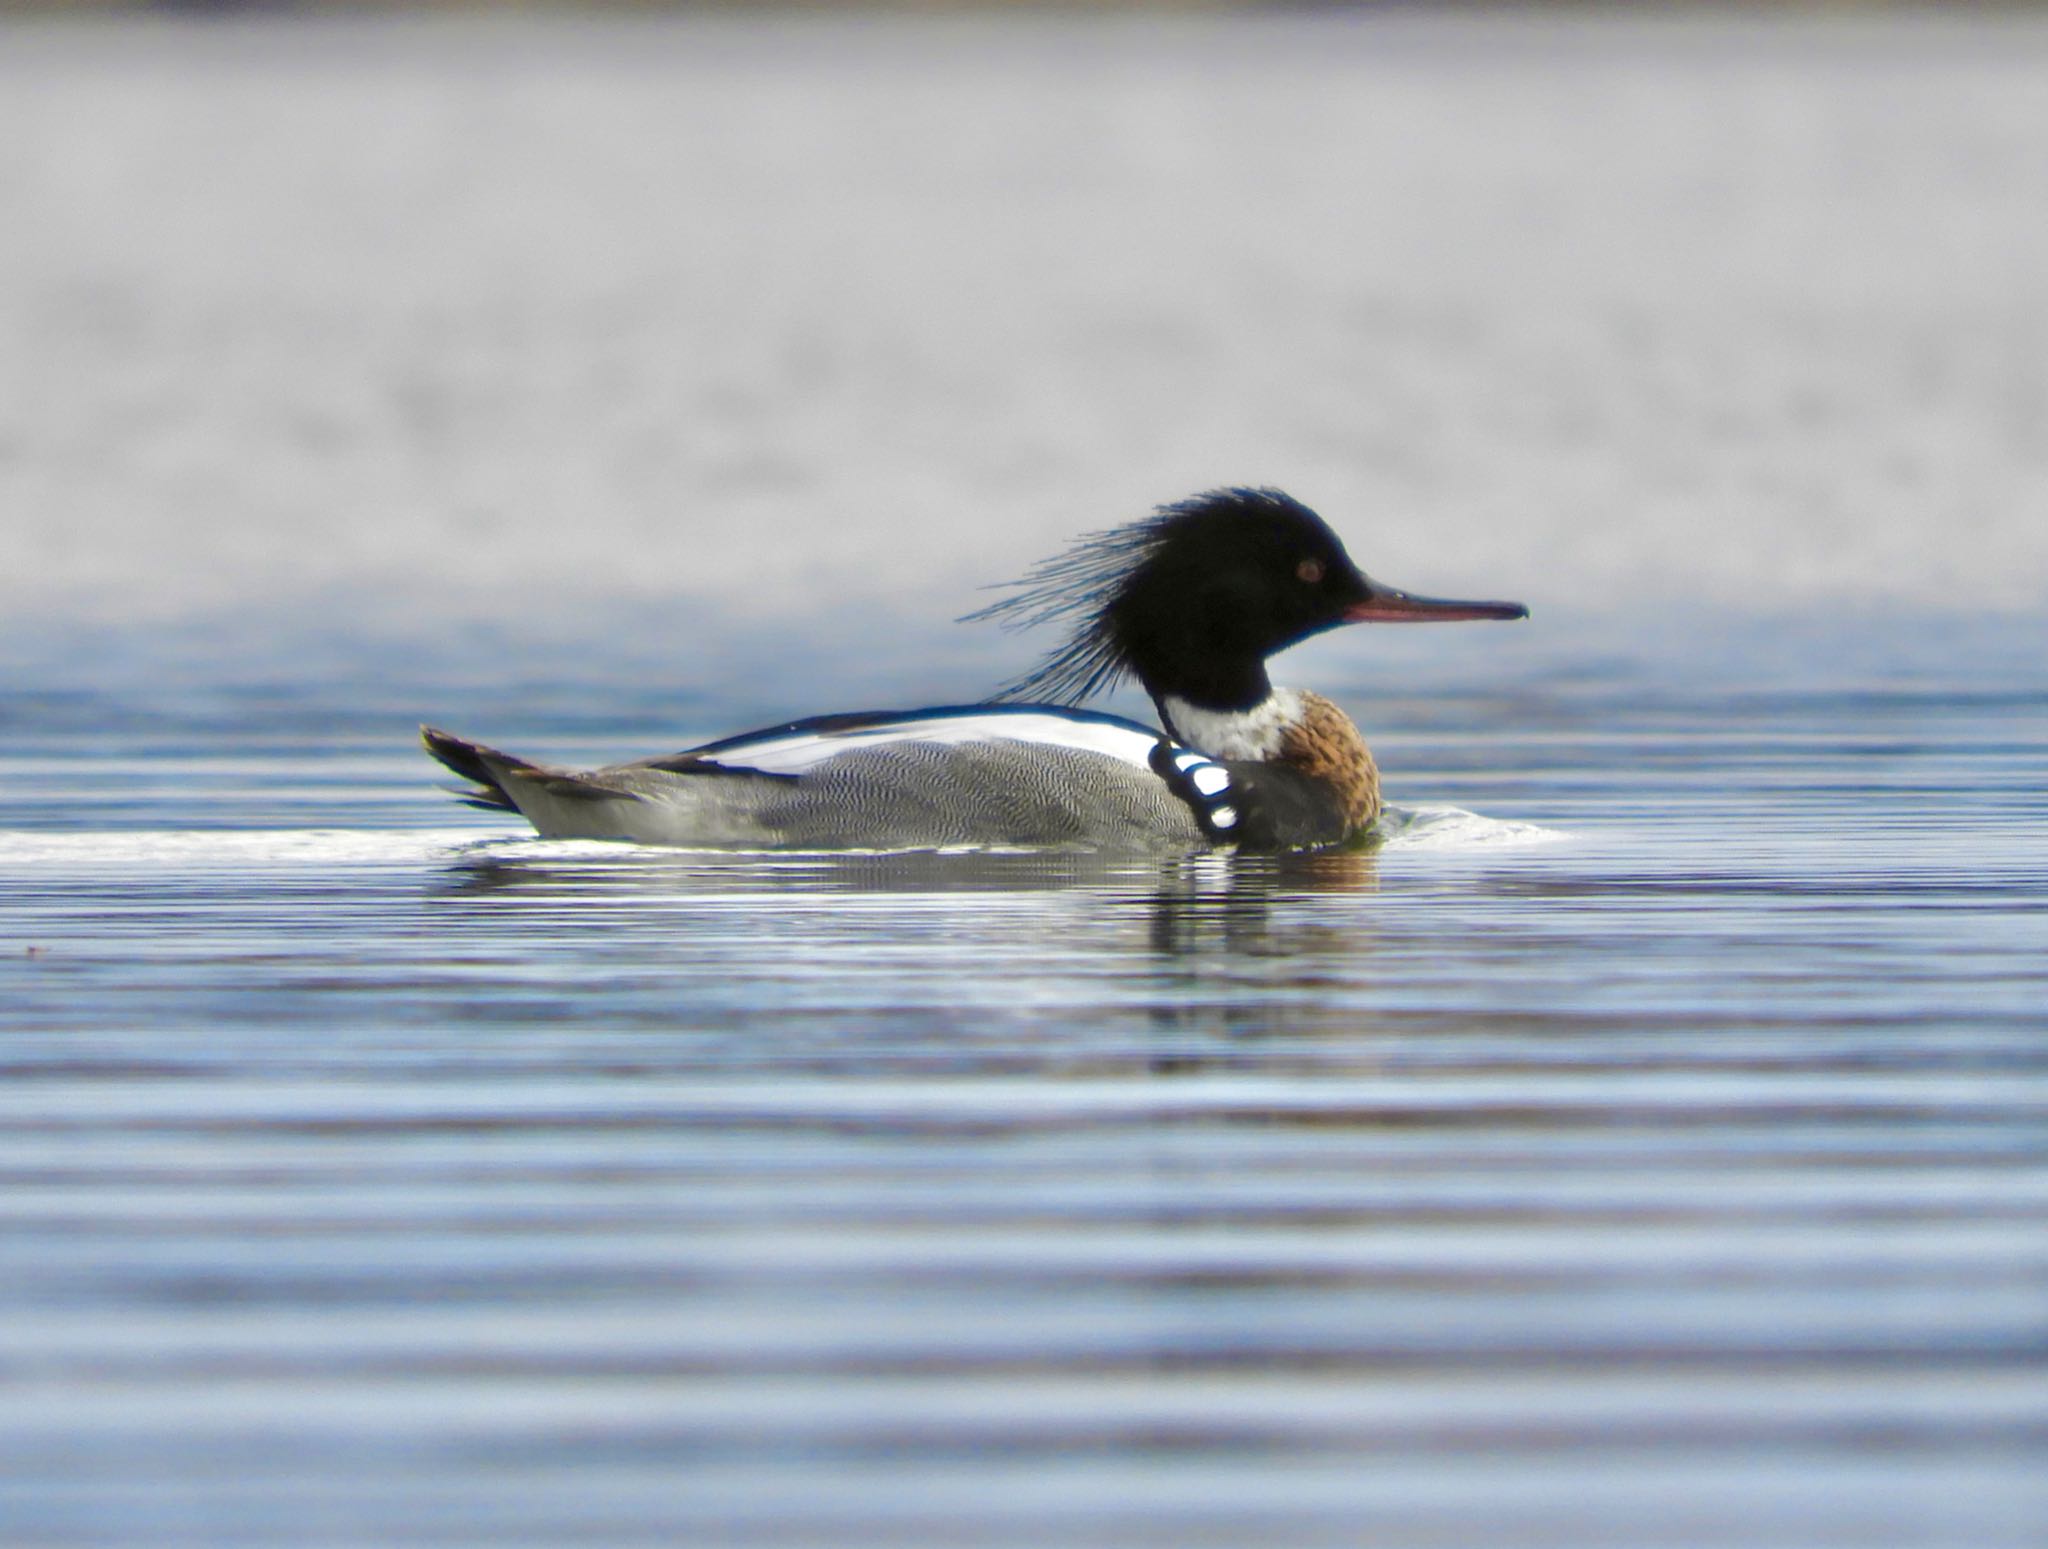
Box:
xmin=1296 ymin=558 xmax=1325 ymax=585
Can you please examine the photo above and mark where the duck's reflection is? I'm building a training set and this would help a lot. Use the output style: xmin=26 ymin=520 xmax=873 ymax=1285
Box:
xmin=433 ymin=839 xmax=1376 ymax=944
xmin=1139 ymin=848 xmax=1377 ymax=957
xmin=1125 ymin=849 xmax=1384 ymax=1055
xmin=426 ymin=839 xmax=1386 ymax=1063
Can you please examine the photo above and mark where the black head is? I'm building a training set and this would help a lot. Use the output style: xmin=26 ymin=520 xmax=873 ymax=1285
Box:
xmin=967 ymin=487 xmax=1527 ymax=710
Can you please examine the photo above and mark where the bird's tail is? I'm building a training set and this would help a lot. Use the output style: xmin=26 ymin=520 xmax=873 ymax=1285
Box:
xmin=420 ymin=725 xmax=533 ymax=812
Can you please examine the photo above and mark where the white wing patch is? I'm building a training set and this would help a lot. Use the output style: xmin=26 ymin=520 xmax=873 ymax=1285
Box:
xmin=1160 ymin=746 xmax=1242 ymax=839
xmin=696 ymin=711 xmax=1169 ymax=777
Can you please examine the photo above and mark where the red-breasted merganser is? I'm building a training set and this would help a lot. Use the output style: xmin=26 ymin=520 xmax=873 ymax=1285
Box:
xmin=422 ymin=488 xmax=1527 ymax=850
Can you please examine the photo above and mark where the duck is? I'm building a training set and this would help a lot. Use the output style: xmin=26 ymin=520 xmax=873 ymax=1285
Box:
xmin=422 ymin=487 xmax=1527 ymax=851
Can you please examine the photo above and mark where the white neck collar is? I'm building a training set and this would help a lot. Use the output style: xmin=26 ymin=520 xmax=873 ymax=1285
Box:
xmin=1160 ymin=689 xmax=1304 ymax=761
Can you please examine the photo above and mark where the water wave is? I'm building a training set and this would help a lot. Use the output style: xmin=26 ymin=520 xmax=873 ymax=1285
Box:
xmin=0 ymin=811 xmax=1564 ymax=873
xmin=0 ymin=828 xmax=505 ymax=870
xmin=1374 ymin=804 xmax=1569 ymax=850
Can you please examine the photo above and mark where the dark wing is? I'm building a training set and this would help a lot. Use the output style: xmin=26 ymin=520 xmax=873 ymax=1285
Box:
xmin=1148 ymin=744 xmax=1352 ymax=849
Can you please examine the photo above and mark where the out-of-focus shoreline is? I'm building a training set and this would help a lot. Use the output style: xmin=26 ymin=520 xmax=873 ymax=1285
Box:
xmin=6 ymin=7 xmax=2047 ymax=637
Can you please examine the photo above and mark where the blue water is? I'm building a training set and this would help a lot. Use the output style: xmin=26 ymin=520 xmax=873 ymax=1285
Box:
xmin=5 ymin=624 xmax=2044 ymax=1547
xmin=4 ymin=11 xmax=2048 ymax=1548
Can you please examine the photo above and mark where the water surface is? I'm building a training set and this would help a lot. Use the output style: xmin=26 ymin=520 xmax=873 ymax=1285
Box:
xmin=5 ymin=646 xmax=2044 ymax=1548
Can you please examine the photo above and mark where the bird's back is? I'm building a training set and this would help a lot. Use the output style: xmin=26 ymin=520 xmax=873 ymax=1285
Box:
xmin=426 ymin=712 xmax=1211 ymax=850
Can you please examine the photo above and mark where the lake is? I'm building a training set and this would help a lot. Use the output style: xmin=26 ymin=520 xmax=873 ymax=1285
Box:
xmin=2 ymin=10 xmax=2046 ymax=1547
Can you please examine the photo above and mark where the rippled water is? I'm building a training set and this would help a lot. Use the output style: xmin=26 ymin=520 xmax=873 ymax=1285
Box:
xmin=4 ymin=11 xmax=2048 ymax=1549
xmin=6 ymin=657 xmax=2044 ymax=1547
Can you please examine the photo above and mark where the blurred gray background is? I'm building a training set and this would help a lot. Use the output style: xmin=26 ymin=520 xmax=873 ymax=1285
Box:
xmin=3 ymin=1 xmax=2045 ymax=711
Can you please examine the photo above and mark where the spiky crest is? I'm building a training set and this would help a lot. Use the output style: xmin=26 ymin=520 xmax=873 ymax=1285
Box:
xmin=962 ymin=487 xmax=1307 ymax=705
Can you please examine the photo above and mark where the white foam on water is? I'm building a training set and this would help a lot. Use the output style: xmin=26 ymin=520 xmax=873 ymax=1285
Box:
xmin=0 ymin=814 xmax=1567 ymax=872
xmin=457 ymin=817 xmax=1573 ymax=861
xmin=0 ymin=828 xmax=519 ymax=871
xmin=1374 ymin=804 xmax=1570 ymax=851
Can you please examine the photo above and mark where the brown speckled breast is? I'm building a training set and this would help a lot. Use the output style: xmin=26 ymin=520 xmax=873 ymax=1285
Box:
xmin=1277 ymin=691 xmax=1380 ymax=834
